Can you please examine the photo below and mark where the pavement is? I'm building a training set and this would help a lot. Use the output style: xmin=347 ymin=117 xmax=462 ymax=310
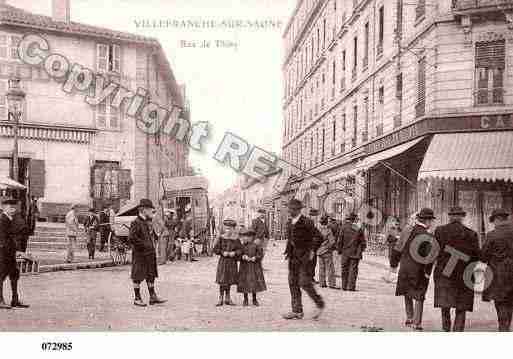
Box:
xmin=1 ymin=241 xmax=500 ymax=331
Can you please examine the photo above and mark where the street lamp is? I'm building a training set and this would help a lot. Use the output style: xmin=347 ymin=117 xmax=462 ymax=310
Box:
xmin=6 ymin=76 xmax=25 ymax=182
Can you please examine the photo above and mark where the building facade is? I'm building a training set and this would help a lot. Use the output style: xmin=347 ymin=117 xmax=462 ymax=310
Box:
xmin=0 ymin=0 xmax=190 ymax=220
xmin=281 ymin=0 xmax=513 ymax=239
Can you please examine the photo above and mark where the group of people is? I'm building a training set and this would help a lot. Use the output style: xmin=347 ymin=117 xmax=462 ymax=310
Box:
xmin=384 ymin=206 xmax=513 ymax=332
xmin=66 ymin=204 xmax=115 ymax=262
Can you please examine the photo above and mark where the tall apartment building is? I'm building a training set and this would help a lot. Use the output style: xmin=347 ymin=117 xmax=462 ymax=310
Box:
xmin=0 ymin=0 xmax=190 ymax=219
xmin=281 ymin=0 xmax=513 ymax=237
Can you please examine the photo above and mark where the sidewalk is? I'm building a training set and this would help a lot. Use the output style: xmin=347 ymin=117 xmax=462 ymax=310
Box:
xmin=28 ymin=249 xmax=117 ymax=273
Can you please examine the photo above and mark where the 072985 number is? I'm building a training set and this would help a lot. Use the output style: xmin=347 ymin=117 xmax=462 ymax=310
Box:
xmin=41 ymin=342 xmax=72 ymax=351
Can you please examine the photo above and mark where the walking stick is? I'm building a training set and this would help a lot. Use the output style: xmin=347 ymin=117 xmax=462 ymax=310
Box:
xmin=108 ymin=231 xmax=112 ymax=258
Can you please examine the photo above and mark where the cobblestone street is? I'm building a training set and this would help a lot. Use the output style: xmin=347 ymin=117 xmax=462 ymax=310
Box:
xmin=1 ymin=241 xmax=500 ymax=331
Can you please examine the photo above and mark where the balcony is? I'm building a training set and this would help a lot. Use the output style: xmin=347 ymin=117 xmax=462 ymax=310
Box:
xmin=453 ymin=0 xmax=513 ymax=13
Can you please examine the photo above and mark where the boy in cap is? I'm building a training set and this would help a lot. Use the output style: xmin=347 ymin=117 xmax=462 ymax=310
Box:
xmin=0 ymin=199 xmax=29 ymax=309
xmin=129 ymin=199 xmax=166 ymax=307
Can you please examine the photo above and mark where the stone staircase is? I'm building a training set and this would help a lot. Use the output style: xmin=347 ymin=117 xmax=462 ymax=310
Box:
xmin=28 ymin=223 xmax=89 ymax=252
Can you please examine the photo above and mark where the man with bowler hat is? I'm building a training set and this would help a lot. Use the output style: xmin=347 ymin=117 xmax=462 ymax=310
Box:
xmin=251 ymin=208 xmax=270 ymax=257
xmin=0 ymin=199 xmax=29 ymax=309
xmin=129 ymin=199 xmax=166 ymax=307
xmin=481 ymin=208 xmax=513 ymax=331
xmin=283 ymin=199 xmax=325 ymax=320
xmin=337 ymin=212 xmax=366 ymax=291
xmin=391 ymin=208 xmax=436 ymax=331
xmin=433 ymin=206 xmax=480 ymax=331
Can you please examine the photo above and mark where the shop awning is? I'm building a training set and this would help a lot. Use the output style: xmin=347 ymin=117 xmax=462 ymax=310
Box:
xmin=356 ymin=136 xmax=427 ymax=172
xmin=0 ymin=176 xmax=26 ymax=190
xmin=419 ymin=132 xmax=513 ymax=182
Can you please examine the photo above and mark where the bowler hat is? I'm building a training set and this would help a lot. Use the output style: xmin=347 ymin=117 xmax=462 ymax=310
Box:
xmin=1 ymin=199 xmax=18 ymax=205
xmin=417 ymin=208 xmax=436 ymax=220
xmin=448 ymin=206 xmax=466 ymax=216
xmin=223 ymin=219 xmax=237 ymax=227
xmin=138 ymin=198 xmax=155 ymax=209
xmin=240 ymin=228 xmax=256 ymax=236
xmin=288 ymin=198 xmax=304 ymax=209
xmin=257 ymin=208 xmax=266 ymax=214
xmin=309 ymin=208 xmax=320 ymax=217
xmin=489 ymin=208 xmax=510 ymax=223
xmin=71 ymin=204 xmax=79 ymax=210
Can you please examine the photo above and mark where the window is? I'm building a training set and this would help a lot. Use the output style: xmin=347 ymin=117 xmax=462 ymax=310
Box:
xmin=363 ymin=96 xmax=369 ymax=142
xmin=396 ymin=73 xmax=403 ymax=99
xmin=475 ymin=40 xmax=505 ymax=105
xmin=352 ymin=105 xmax=358 ymax=147
xmin=97 ymin=44 xmax=121 ymax=73
xmin=416 ymin=0 xmax=426 ymax=21
xmin=363 ymin=22 xmax=369 ymax=69
xmin=377 ymin=6 xmax=384 ymax=56
xmin=377 ymin=86 xmax=384 ymax=136
xmin=323 ymin=19 xmax=327 ymax=49
xmin=96 ymin=93 xmax=121 ymax=130
xmin=322 ymin=127 xmax=326 ymax=162
xmin=396 ymin=0 xmax=403 ymax=40
xmin=341 ymin=111 xmax=347 ymax=153
xmin=332 ymin=60 xmax=336 ymax=85
xmin=341 ymin=50 xmax=346 ymax=91
xmin=0 ymin=35 xmax=22 ymax=60
xmin=317 ymin=28 xmax=320 ymax=55
xmin=353 ymin=36 xmax=358 ymax=81
xmin=332 ymin=118 xmax=336 ymax=155
xmin=0 ymin=80 xmax=7 ymax=120
xmin=416 ymin=57 xmax=426 ymax=118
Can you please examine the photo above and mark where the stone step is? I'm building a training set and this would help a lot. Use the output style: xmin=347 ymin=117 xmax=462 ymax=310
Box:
xmin=28 ymin=241 xmax=88 ymax=251
xmin=30 ymin=233 xmax=88 ymax=240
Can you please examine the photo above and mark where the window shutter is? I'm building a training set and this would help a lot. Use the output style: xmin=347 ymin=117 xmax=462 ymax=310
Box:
xmin=112 ymin=45 xmax=121 ymax=73
xmin=476 ymin=40 xmax=505 ymax=69
xmin=97 ymin=44 xmax=109 ymax=72
xmin=29 ymin=160 xmax=45 ymax=198
xmin=416 ymin=57 xmax=426 ymax=117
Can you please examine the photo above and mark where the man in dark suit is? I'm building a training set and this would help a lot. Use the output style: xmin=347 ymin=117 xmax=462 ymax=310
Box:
xmin=99 ymin=207 xmax=110 ymax=252
xmin=433 ymin=206 xmax=480 ymax=332
xmin=481 ymin=208 xmax=513 ymax=332
xmin=283 ymin=199 xmax=324 ymax=320
xmin=251 ymin=209 xmax=269 ymax=252
xmin=308 ymin=209 xmax=320 ymax=282
xmin=391 ymin=208 xmax=436 ymax=331
xmin=129 ymin=199 xmax=166 ymax=307
xmin=0 ymin=199 xmax=29 ymax=309
xmin=84 ymin=208 xmax=100 ymax=260
xmin=337 ymin=212 xmax=366 ymax=291
xmin=11 ymin=207 xmax=30 ymax=254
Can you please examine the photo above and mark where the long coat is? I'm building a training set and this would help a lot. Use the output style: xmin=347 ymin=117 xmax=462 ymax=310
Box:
xmin=284 ymin=215 xmax=322 ymax=266
xmin=433 ymin=221 xmax=480 ymax=311
xmin=11 ymin=212 xmax=30 ymax=253
xmin=129 ymin=215 xmax=158 ymax=282
xmin=337 ymin=221 xmax=366 ymax=260
xmin=251 ymin=218 xmax=269 ymax=248
xmin=392 ymin=224 xmax=435 ymax=301
xmin=481 ymin=223 xmax=513 ymax=303
xmin=0 ymin=213 xmax=18 ymax=279
xmin=237 ymin=242 xmax=266 ymax=293
xmin=317 ymin=225 xmax=336 ymax=257
xmin=213 ymin=234 xmax=242 ymax=285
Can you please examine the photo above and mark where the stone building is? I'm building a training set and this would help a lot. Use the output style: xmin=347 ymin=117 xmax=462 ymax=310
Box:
xmin=281 ymin=0 xmax=513 ymax=239
xmin=0 ymin=0 xmax=190 ymax=220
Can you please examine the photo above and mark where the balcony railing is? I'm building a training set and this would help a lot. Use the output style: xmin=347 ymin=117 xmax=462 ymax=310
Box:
xmin=475 ymin=88 xmax=504 ymax=106
xmin=453 ymin=0 xmax=513 ymax=11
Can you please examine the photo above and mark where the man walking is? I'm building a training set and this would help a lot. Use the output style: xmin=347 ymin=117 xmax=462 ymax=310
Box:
xmin=84 ymin=208 xmax=100 ymax=260
xmin=129 ymin=199 xmax=166 ymax=307
xmin=11 ymin=206 xmax=30 ymax=253
xmin=65 ymin=204 xmax=80 ymax=263
xmin=337 ymin=213 xmax=366 ymax=291
xmin=282 ymin=199 xmax=324 ymax=320
xmin=481 ymin=208 xmax=513 ymax=332
xmin=99 ymin=206 xmax=110 ymax=252
xmin=433 ymin=206 xmax=480 ymax=332
xmin=0 ymin=199 xmax=29 ymax=309
xmin=391 ymin=208 xmax=436 ymax=331
xmin=252 ymin=209 xmax=269 ymax=253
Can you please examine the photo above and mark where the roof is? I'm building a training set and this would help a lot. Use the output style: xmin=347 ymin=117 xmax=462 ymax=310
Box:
xmin=0 ymin=4 xmax=184 ymax=108
xmin=163 ymin=176 xmax=209 ymax=192
xmin=419 ymin=132 xmax=513 ymax=182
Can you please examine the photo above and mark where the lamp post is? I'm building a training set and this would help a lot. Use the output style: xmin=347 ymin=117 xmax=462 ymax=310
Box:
xmin=7 ymin=76 xmax=25 ymax=182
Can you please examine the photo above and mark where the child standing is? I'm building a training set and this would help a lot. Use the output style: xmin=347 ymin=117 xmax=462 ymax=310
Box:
xmin=237 ymin=228 xmax=267 ymax=306
xmin=213 ymin=219 xmax=242 ymax=306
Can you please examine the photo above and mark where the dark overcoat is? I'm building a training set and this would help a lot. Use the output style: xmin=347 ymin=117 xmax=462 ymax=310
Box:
xmin=213 ymin=234 xmax=242 ymax=285
xmin=237 ymin=242 xmax=266 ymax=293
xmin=392 ymin=224 xmax=435 ymax=301
xmin=481 ymin=223 xmax=513 ymax=303
xmin=0 ymin=213 xmax=18 ymax=280
xmin=433 ymin=221 xmax=480 ymax=311
xmin=284 ymin=215 xmax=322 ymax=270
xmin=129 ymin=215 xmax=158 ymax=282
xmin=11 ymin=212 xmax=30 ymax=253
xmin=337 ymin=221 xmax=366 ymax=260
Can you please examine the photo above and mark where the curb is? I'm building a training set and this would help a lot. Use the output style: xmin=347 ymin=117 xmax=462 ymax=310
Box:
xmin=38 ymin=260 xmax=117 ymax=273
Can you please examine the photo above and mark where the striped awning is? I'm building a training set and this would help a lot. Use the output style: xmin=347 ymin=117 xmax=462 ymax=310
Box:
xmin=418 ymin=132 xmax=513 ymax=182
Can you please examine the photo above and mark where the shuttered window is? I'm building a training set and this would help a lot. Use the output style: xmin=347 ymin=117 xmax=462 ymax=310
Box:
xmin=416 ymin=57 xmax=426 ymax=118
xmin=97 ymin=44 xmax=121 ymax=73
xmin=396 ymin=73 xmax=403 ymax=99
xmin=29 ymin=160 xmax=45 ymax=198
xmin=475 ymin=40 xmax=505 ymax=105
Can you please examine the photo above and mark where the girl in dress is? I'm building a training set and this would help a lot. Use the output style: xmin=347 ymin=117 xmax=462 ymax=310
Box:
xmin=237 ymin=228 xmax=267 ymax=306
xmin=213 ymin=219 xmax=242 ymax=306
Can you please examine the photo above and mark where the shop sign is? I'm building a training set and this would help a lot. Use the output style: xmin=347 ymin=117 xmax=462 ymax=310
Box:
xmin=366 ymin=113 xmax=513 ymax=155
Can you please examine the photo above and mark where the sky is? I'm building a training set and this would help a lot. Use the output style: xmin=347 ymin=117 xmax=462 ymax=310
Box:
xmin=12 ymin=0 xmax=295 ymax=196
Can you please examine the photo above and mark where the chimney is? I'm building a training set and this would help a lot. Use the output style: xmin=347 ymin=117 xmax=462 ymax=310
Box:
xmin=52 ymin=0 xmax=70 ymax=23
